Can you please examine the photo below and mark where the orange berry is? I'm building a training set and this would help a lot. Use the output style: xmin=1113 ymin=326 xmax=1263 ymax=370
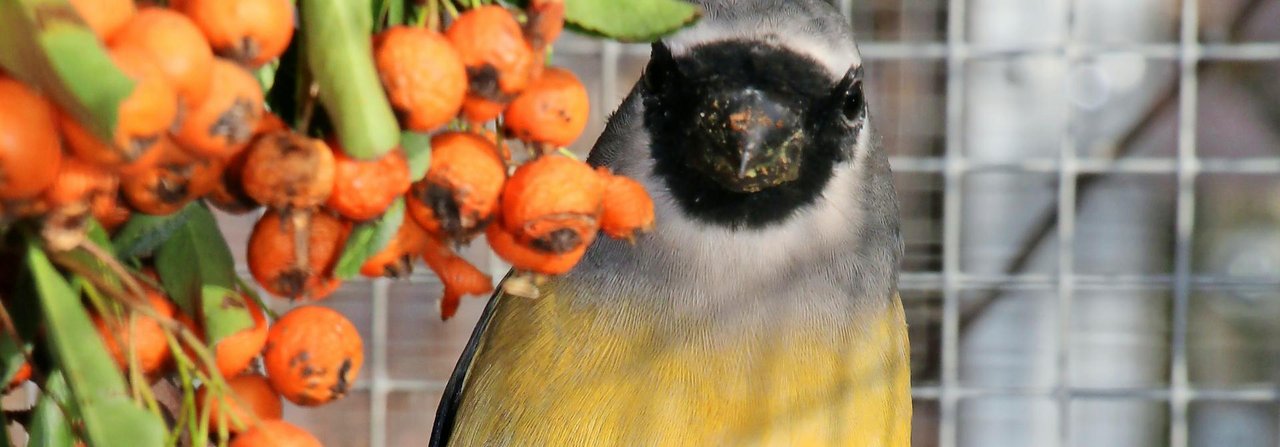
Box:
xmin=121 ymin=141 xmax=224 ymax=216
xmin=207 ymin=144 xmax=260 ymax=214
xmin=599 ymin=172 xmax=655 ymax=241
xmin=180 ymin=0 xmax=295 ymax=68
xmin=485 ymin=218 xmax=587 ymax=276
xmin=459 ymin=96 xmax=507 ymax=124
xmin=208 ymin=112 xmax=281 ymax=214
xmin=198 ymin=374 xmax=282 ymax=434
xmin=359 ymin=210 xmax=431 ymax=279
xmin=525 ymin=0 xmax=565 ymax=51
xmin=68 ymin=0 xmax=136 ymax=39
xmin=446 ymin=6 xmax=536 ymax=119
xmin=91 ymin=190 xmax=131 ymax=234
xmin=214 ymin=296 xmax=270 ymax=378
xmin=229 ymin=420 xmax=321 ymax=447
xmin=173 ymin=59 xmax=265 ymax=159
xmin=57 ymin=111 xmax=164 ymax=176
xmin=255 ymin=112 xmax=287 ymax=134
xmin=503 ymin=67 xmax=589 ymax=147
xmin=501 ymin=155 xmax=604 ymax=253
xmin=421 ymin=236 xmax=491 ymax=320
xmin=0 ymin=77 xmax=62 ymax=200
xmin=262 ymin=306 xmax=362 ymax=406
xmin=61 ymin=44 xmax=179 ymax=174
xmin=177 ymin=294 xmax=270 ymax=378
xmin=325 ymin=144 xmax=411 ymax=221
xmin=37 ymin=156 xmax=116 ymax=250
xmin=241 ymin=131 xmax=336 ymax=210
xmin=110 ymin=8 xmax=215 ymax=106
xmin=374 ymin=26 xmax=467 ymax=131
xmin=405 ymin=132 xmax=505 ymax=242
xmin=104 ymin=45 xmax=181 ymax=167
xmin=93 ymin=288 xmax=177 ymax=375
xmin=41 ymin=157 xmax=117 ymax=209
xmin=5 ymin=360 xmax=32 ymax=392
xmin=248 ymin=210 xmax=348 ymax=300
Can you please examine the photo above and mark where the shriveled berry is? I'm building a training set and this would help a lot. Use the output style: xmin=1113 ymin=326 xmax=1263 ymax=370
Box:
xmin=405 ymin=132 xmax=505 ymax=242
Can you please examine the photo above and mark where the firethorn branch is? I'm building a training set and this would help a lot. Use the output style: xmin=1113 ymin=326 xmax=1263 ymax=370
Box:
xmin=0 ymin=292 xmax=88 ymax=443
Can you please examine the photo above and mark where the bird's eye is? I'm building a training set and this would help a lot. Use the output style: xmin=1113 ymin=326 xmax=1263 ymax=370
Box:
xmin=834 ymin=66 xmax=865 ymax=123
xmin=842 ymin=80 xmax=864 ymax=121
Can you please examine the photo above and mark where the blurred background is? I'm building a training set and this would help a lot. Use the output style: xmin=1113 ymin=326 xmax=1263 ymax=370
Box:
xmin=215 ymin=0 xmax=1280 ymax=445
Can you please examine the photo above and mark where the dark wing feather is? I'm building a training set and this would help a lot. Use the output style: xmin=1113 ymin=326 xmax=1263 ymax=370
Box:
xmin=428 ymin=271 xmax=511 ymax=447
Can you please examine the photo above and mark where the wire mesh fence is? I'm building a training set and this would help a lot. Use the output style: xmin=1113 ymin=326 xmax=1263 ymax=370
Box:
xmin=198 ymin=0 xmax=1280 ymax=446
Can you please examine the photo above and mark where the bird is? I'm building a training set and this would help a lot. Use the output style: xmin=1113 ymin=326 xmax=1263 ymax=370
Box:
xmin=430 ymin=0 xmax=911 ymax=445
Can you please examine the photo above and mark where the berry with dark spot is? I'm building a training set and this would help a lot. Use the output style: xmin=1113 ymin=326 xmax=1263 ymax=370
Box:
xmin=262 ymin=306 xmax=363 ymax=406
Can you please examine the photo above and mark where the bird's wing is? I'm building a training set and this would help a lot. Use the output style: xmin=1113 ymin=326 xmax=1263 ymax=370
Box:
xmin=429 ymin=270 xmax=512 ymax=447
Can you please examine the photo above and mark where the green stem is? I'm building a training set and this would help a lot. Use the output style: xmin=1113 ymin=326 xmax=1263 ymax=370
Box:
xmin=427 ymin=0 xmax=440 ymax=30
xmin=441 ymin=0 xmax=460 ymax=19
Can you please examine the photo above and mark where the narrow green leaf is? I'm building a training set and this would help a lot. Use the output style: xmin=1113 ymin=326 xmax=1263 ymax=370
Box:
xmin=565 ymin=0 xmax=701 ymax=42
xmin=369 ymin=196 xmax=405 ymax=251
xmin=27 ymin=241 xmax=167 ymax=447
xmin=402 ymin=131 xmax=432 ymax=182
xmin=111 ymin=204 xmax=195 ymax=259
xmin=28 ymin=371 xmax=75 ymax=447
xmin=49 ymin=220 xmax=120 ymax=296
xmin=0 ymin=410 xmax=9 ymax=447
xmin=333 ymin=197 xmax=406 ymax=279
xmin=388 ymin=0 xmax=406 ymax=27
xmin=254 ymin=59 xmax=279 ymax=93
xmin=301 ymin=0 xmax=400 ymax=159
xmin=372 ymin=0 xmax=387 ymax=27
xmin=85 ymin=218 xmax=111 ymax=249
xmin=235 ymin=276 xmax=278 ymax=320
xmin=0 ymin=334 xmax=28 ymax=387
xmin=7 ymin=259 xmax=43 ymax=338
xmin=0 ymin=0 xmax=134 ymax=142
xmin=333 ymin=224 xmax=376 ymax=280
xmin=154 ymin=203 xmax=252 ymax=346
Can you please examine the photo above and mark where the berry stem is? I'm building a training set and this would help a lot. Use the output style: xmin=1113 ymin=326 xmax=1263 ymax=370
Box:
xmin=289 ymin=209 xmax=313 ymax=299
xmin=79 ymin=239 xmax=149 ymax=307
xmin=297 ymin=81 xmax=322 ymax=135
xmin=441 ymin=0 xmax=460 ymax=19
xmin=427 ymin=0 xmax=441 ymax=31
xmin=167 ymin=333 xmax=196 ymax=447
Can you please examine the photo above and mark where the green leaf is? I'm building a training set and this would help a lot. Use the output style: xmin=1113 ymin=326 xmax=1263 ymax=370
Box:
xmin=111 ymin=204 xmax=196 ymax=259
xmin=254 ymin=59 xmax=279 ymax=93
xmin=0 ymin=0 xmax=135 ymax=143
xmin=0 ymin=333 xmax=29 ymax=387
xmin=333 ymin=197 xmax=405 ymax=279
xmin=402 ymin=131 xmax=432 ymax=182
xmin=27 ymin=241 xmax=167 ymax=447
xmin=85 ymin=218 xmax=111 ymax=249
xmin=235 ymin=276 xmax=278 ymax=320
xmin=28 ymin=371 xmax=75 ymax=447
xmin=301 ymin=0 xmax=400 ymax=159
xmin=154 ymin=203 xmax=252 ymax=346
xmin=388 ymin=0 xmax=406 ymax=27
xmin=565 ymin=0 xmax=701 ymax=42
xmin=0 ymin=410 xmax=9 ymax=447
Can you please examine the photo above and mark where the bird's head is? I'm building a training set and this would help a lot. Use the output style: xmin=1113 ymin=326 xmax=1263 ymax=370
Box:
xmin=640 ymin=0 xmax=874 ymax=229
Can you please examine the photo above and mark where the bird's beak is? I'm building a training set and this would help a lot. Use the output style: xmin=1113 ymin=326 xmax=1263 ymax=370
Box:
xmin=688 ymin=88 xmax=805 ymax=193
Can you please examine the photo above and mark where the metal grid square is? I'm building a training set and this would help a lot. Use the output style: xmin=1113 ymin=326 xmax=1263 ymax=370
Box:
xmin=229 ymin=1 xmax=1280 ymax=446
